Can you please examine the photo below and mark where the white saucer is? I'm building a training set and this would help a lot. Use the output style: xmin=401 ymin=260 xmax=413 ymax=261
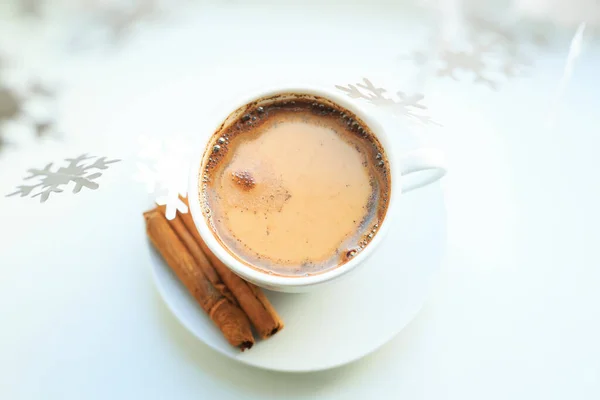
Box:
xmin=149 ymin=183 xmax=446 ymax=372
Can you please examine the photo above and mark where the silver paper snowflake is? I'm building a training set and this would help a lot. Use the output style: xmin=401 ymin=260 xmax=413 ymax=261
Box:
xmin=0 ymin=54 xmax=58 ymax=151
xmin=404 ymin=14 xmax=545 ymax=90
xmin=335 ymin=78 xmax=439 ymax=125
xmin=435 ymin=44 xmax=500 ymax=90
xmin=6 ymin=154 xmax=121 ymax=202
xmin=67 ymin=0 xmax=161 ymax=50
xmin=134 ymin=134 xmax=193 ymax=220
xmin=515 ymin=0 xmax=600 ymax=30
xmin=93 ymin=0 xmax=157 ymax=43
xmin=18 ymin=0 xmax=43 ymax=17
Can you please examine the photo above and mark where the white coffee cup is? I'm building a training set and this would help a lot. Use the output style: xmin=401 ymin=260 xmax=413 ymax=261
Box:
xmin=188 ymin=85 xmax=446 ymax=293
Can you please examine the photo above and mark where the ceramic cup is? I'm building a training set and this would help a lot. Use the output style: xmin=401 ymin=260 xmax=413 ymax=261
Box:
xmin=188 ymin=85 xmax=446 ymax=293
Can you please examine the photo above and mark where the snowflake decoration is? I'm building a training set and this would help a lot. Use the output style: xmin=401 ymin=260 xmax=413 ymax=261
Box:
xmin=17 ymin=0 xmax=43 ymax=17
xmin=515 ymin=0 xmax=600 ymax=30
xmin=134 ymin=135 xmax=193 ymax=220
xmin=66 ymin=0 xmax=165 ymax=50
xmin=6 ymin=154 xmax=121 ymax=202
xmin=335 ymin=78 xmax=439 ymax=126
xmin=88 ymin=0 xmax=157 ymax=43
xmin=0 ymin=54 xmax=58 ymax=151
xmin=435 ymin=41 xmax=503 ymax=90
xmin=404 ymin=14 xmax=545 ymax=90
xmin=0 ymin=0 xmax=43 ymax=17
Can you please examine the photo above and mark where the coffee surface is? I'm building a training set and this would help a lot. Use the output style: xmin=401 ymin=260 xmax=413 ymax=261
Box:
xmin=200 ymin=96 xmax=390 ymax=276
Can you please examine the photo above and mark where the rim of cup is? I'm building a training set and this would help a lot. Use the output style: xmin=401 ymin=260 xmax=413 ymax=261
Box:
xmin=187 ymin=85 xmax=400 ymax=289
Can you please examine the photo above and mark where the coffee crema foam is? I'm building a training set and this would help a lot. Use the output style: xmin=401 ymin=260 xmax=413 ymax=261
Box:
xmin=199 ymin=94 xmax=391 ymax=277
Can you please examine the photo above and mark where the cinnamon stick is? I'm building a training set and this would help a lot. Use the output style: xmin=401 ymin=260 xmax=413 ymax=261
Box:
xmin=157 ymin=205 xmax=237 ymax=305
xmin=144 ymin=209 xmax=254 ymax=350
xmin=179 ymin=200 xmax=284 ymax=338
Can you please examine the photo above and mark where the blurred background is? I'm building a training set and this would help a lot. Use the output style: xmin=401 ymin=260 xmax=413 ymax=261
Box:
xmin=0 ymin=2 xmax=598 ymax=398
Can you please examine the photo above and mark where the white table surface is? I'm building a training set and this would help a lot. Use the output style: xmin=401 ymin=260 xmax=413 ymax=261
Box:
xmin=1 ymin=1 xmax=599 ymax=398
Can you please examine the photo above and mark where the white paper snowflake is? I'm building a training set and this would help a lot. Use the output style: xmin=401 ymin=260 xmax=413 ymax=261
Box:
xmin=134 ymin=134 xmax=194 ymax=220
xmin=403 ymin=13 xmax=546 ymax=90
xmin=335 ymin=78 xmax=440 ymax=126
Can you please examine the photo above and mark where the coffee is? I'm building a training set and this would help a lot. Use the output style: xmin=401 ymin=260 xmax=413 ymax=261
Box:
xmin=199 ymin=94 xmax=390 ymax=277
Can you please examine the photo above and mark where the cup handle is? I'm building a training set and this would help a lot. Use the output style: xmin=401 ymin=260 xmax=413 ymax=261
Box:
xmin=399 ymin=149 xmax=447 ymax=193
